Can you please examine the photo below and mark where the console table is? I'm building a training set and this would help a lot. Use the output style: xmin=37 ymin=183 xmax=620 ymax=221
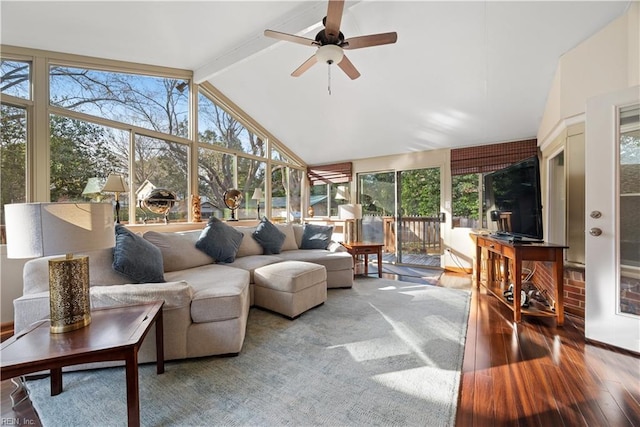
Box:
xmin=474 ymin=235 xmax=567 ymax=325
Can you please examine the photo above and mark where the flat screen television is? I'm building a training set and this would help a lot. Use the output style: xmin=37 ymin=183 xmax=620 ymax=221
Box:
xmin=483 ymin=155 xmax=543 ymax=242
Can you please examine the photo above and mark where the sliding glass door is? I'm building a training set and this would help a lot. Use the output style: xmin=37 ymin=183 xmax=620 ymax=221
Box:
xmin=358 ymin=167 xmax=442 ymax=267
xmin=396 ymin=168 xmax=442 ymax=266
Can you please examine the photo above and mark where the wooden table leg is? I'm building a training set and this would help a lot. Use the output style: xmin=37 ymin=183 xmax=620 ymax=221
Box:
xmin=125 ymin=351 xmax=140 ymax=427
xmin=475 ymin=245 xmax=482 ymax=288
xmin=377 ymin=247 xmax=382 ymax=278
xmin=351 ymin=254 xmax=357 ymax=277
xmin=554 ymin=250 xmax=565 ymax=326
xmin=50 ymin=367 xmax=62 ymax=396
xmin=513 ymin=254 xmax=522 ymax=323
xmin=364 ymin=254 xmax=369 ymax=275
xmin=156 ymin=308 xmax=165 ymax=374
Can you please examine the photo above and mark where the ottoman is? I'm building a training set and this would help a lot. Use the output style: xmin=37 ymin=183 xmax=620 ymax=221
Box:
xmin=253 ymin=261 xmax=327 ymax=319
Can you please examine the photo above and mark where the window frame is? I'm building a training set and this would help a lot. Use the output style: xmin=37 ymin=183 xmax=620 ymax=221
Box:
xmin=1 ymin=46 xmax=306 ymax=226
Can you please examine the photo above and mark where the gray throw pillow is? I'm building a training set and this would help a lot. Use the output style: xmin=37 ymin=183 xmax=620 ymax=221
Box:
xmin=300 ymin=224 xmax=334 ymax=249
xmin=112 ymin=225 xmax=165 ymax=283
xmin=252 ymin=217 xmax=286 ymax=254
xmin=196 ymin=217 xmax=244 ymax=263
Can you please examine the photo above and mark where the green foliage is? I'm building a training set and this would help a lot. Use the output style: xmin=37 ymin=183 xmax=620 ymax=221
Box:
xmin=1 ymin=105 xmax=27 ymax=222
xmin=49 ymin=115 xmax=118 ymax=201
xmin=398 ymin=168 xmax=440 ymax=216
xmin=452 ymin=173 xmax=480 ymax=219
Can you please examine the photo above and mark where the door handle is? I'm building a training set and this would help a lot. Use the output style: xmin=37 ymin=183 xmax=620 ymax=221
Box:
xmin=589 ymin=228 xmax=603 ymax=236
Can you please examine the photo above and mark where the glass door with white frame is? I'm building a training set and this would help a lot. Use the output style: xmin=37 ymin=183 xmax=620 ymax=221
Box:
xmin=585 ymin=87 xmax=640 ymax=353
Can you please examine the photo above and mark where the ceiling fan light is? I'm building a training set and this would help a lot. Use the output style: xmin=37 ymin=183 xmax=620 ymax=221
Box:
xmin=316 ymin=44 xmax=344 ymax=65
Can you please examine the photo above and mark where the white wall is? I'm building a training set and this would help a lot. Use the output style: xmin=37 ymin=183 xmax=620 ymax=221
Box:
xmin=539 ymin=3 xmax=640 ymax=143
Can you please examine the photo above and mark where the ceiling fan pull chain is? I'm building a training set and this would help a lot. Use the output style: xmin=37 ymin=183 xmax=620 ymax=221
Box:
xmin=328 ymin=63 xmax=332 ymax=95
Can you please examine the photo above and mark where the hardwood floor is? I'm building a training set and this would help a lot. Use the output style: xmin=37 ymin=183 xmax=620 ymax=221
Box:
xmin=2 ymin=269 xmax=638 ymax=426
xmin=457 ymin=276 xmax=640 ymax=427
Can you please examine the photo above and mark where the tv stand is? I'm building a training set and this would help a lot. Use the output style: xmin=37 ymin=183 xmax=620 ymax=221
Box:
xmin=475 ymin=234 xmax=568 ymax=325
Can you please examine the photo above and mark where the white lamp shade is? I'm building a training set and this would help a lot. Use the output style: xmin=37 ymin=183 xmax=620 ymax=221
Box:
xmin=251 ymin=188 xmax=264 ymax=200
xmin=338 ymin=204 xmax=363 ymax=220
xmin=316 ymin=44 xmax=344 ymax=64
xmin=81 ymin=177 xmax=103 ymax=195
xmin=102 ymin=173 xmax=129 ymax=193
xmin=335 ymin=185 xmax=349 ymax=200
xmin=5 ymin=203 xmax=115 ymax=259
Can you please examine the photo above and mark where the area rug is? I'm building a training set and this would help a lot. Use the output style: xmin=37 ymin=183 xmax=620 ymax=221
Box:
xmin=26 ymin=278 xmax=470 ymax=427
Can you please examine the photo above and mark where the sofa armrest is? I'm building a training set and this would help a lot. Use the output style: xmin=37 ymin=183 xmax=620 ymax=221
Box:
xmin=327 ymin=241 xmax=347 ymax=253
xmin=90 ymin=281 xmax=193 ymax=310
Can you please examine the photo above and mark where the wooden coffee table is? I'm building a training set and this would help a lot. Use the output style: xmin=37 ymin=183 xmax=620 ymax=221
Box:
xmin=341 ymin=242 xmax=384 ymax=277
xmin=0 ymin=301 xmax=164 ymax=427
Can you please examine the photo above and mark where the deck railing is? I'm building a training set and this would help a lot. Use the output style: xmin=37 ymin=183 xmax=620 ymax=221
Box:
xmin=378 ymin=215 xmax=441 ymax=255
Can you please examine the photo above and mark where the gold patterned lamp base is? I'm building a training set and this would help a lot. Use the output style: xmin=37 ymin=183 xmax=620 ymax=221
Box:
xmin=48 ymin=255 xmax=91 ymax=333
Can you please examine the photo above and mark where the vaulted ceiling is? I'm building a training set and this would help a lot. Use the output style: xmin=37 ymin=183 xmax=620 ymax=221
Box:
xmin=1 ymin=1 xmax=631 ymax=165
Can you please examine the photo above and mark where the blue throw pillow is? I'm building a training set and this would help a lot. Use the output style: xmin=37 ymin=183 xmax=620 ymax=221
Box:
xmin=300 ymin=224 xmax=334 ymax=249
xmin=196 ymin=217 xmax=244 ymax=263
xmin=252 ymin=217 xmax=286 ymax=255
xmin=112 ymin=225 xmax=165 ymax=283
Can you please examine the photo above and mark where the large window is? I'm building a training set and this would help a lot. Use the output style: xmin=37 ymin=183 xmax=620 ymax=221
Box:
xmin=1 ymin=105 xmax=27 ymax=224
xmin=1 ymin=48 xmax=305 ymax=228
xmin=452 ymin=173 xmax=481 ymax=228
xmin=1 ymin=60 xmax=30 ymax=99
xmin=198 ymin=90 xmax=273 ymax=221
xmin=134 ymin=135 xmax=188 ymax=223
xmin=49 ymin=115 xmax=123 ymax=201
xmin=50 ymin=66 xmax=189 ymax=137
xmin=1 ymin=59 xmax=30 ymax=239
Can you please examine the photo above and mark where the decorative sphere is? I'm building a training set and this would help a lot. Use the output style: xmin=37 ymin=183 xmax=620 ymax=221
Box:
xmin=143 ymin=189 xmax=177 ymax=215
xmin=223 ymin=189 xmax=243 ymax=210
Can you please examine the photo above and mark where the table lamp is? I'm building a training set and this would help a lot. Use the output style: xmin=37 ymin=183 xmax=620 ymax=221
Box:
xmin=335 ymin=185 xmax=349 ymax=201
xmin=339 ymin=203 xmax=362 ymax=243
xmin=251 ymin=188 xmax=264 ymax=220
xmin=5 ymin=203 xmax=115 ymax=333
xmin=81 ymin=177 xmax=104 ymax=201
xmin=102 ymin=173 xmax=129 ymax=223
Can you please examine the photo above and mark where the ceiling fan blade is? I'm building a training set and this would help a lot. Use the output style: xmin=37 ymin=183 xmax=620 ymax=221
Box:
xmin=291 ymin=55 xmax=318 ymax=77
xmin=264 ymin=30 xmax=317 ymax=47
xmin=343 ymin=32 xmax=398 ymax=49
xmin=337 ymin=55 xmax=360 ymax=80
xmin=325 ymin=0 xmax=345 ymax=38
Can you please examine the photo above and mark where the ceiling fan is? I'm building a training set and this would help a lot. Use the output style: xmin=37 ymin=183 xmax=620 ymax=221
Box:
xmin=264 ymin=0 xmax=397 ymax=81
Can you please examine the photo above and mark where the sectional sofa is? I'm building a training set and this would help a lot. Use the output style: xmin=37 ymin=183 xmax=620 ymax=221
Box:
xmin=13 ymin=220 xmax=354 ymax=364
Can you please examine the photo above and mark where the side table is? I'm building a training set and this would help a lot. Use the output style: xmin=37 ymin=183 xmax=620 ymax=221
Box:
xmin=340 ymin=242 xmax=384 ymax=278
xmin=1 ymin=301 xmax=164 ymax=427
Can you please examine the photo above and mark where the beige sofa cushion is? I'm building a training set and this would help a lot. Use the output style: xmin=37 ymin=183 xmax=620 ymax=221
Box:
xmin=276 ymin=249 xmax=353 ymax=271
xmin=143 ymin=230 xmax=214 ymax=272
xmin=235 ymin=226 xmax=264 ymax=257
xmin=276 ymin=223 xmax=298 ymax=251
xmin=254 ymin=261 xmax=326 ymax=293
xmin=166 ymin=264 xmax=249 ymax=323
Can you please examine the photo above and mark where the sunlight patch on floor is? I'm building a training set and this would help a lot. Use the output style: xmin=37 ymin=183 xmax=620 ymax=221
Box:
xmin=372 ymin=365 xmax=458 ymax=402
xmin=328 ymin=335 xmax=412 ymax=362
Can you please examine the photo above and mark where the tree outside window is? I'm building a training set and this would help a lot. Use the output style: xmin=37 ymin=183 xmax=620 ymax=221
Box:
xmin=452 ymin=173 xmax=481 ymax=228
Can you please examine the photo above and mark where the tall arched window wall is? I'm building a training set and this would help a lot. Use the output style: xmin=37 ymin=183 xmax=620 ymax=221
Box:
xmin=0 ymin=47 xmax=305 ymax=230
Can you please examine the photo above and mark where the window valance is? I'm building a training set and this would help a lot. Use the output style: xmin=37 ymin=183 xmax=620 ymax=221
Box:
xmin=307 ymin=162 xmax=352 ymax=185
xmin=450 ymin=139 xmax=538 ymax=176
